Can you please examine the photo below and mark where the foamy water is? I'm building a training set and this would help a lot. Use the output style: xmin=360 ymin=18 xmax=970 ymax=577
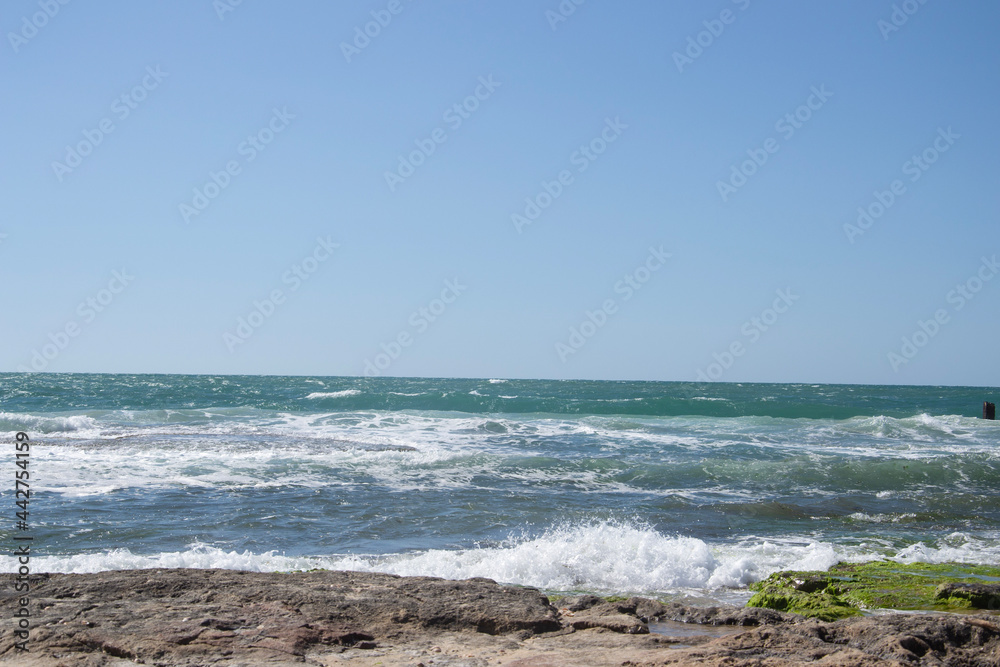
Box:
xmin=2 ymin=374 xmax=998 ymax=598
xmin=4 ymin=523 xmax=997 ymax=601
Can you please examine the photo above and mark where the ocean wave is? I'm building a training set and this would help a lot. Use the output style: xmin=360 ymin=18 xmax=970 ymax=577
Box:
xmin=3 ymin=374 xmax=994 ymax=420
xmin=305 ymin=390 xmax=362 ymax=399
xmin=837 ymin=413 xmax=983 ymax=441
xmin=847 ymin=512 xmax=918 ymax=524
xmin=892 ymin=533 xmax=1000 ymax=565
xmin=8 ymin=524 xmax=999 ymax=596
xmin=24 ymin=409 xmax=997 ymax=498
xmin=0 ymin=412 xmax=99 ymax=434
xmin=331 ymin=522 xmax=842 ymax=592
xmin=2 ymin=543 xmax=304 ymax=574
xmin=33 ymin=442 xmax=463 ymax=495
xmin=0 ymin=523 xmax=844 ymax=594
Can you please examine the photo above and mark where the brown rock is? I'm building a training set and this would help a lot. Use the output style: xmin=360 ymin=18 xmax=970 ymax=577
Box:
xmin=569 ymin=612 xmax=649 ymax=634
xmin=551 ymin=593 xmax=603 ymax=612
xmin=2 ymin=570 xmax=999 ymax=666
xmin=0 ymin=569 xmax=558 ymax=665
xmin=655 ymin=600 xmax=797 ymax=626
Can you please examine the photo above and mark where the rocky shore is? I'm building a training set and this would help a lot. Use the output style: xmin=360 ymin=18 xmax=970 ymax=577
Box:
xmin=3 ymin=569 xmax=1000 ymax=666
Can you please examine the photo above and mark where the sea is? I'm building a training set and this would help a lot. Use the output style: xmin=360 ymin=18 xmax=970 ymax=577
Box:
xmin=2 ymin=374 xmax=998 ymax=604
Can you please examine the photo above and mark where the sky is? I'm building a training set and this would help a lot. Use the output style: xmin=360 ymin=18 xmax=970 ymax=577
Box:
xmin=2 ymin=0 xmax=998 ymax=385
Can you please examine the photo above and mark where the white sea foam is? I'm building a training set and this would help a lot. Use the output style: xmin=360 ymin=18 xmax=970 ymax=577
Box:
xmin=832 ymin=414 xmax=986 ymax=447
xmin=488 ymin=379 xmax=508 ymax=384
xmin=338 ymin=524 xmax=737 ymax=591
xmin=0 ymin=412 xmax=100 ymax=434
xmin=8 ymin=523 xmax=999 ymax=598
xmin=2 ymin=544 xmax=309 ymax=574
xmin=305 ymin=390 xmax=362 ymax=399
xmin=3 ymin=523 xmax=937 ymax=595
xmin=892 ymin=533 xmax=1000 ymax=565
xmin=25 ymin=408 xmax=987 ymax=497
xmin=57 ymin=485 xmax=120 ymax=498
xmin=17 ymin=408 xmax=999 ymax=504
xmin=30 ymin=413 xmax=491 ymax=495
xmin=848 ymin=512 xmax=917 ymax=524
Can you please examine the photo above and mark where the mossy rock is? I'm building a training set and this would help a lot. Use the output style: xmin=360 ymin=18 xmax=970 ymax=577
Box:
xmin=747 ymin=560 xmax=1000 ymax=619
xmin=746 ymin=573 xmax=861 ymax=621
xmin=934 ymin=582 xmax=1000 ymax=610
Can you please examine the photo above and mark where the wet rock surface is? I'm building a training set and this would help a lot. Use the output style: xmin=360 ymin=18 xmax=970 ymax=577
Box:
xmin=3 ymin=569 xmax=999 ymax=666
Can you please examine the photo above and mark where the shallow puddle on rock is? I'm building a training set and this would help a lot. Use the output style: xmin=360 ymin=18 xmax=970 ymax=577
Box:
xmin=649 ymin=620 xmax=746 ymax=644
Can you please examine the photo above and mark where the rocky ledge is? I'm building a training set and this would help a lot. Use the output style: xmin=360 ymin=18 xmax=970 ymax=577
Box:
xmin=2 ymin=569 xmax=999 ymax=666
xmin=747 ymin=561 xmax=1000 ymax=621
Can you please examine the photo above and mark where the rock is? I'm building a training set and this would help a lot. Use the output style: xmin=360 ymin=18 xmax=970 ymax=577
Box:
xmin=0 ymin=569 xmax=559 ymax=665
xmin=648 ymin=612 xmax=1000 ymax=666
xmin=789 ymin=574 xmax=831 ymax=593
xmin=656 ymin=601 xmax=799 ymax=626
xmin=749 ymin=560 xmax=1000 ymax=618
xmin=936 ymin=583 xmax=1000 ymax=610
xmin=747 ymin=571 xmax=863 ymax=621
xmin=554 ymin=596 xmax=651 ymax=633
xmin=569 ymin=613 xmax=649 ymax=634
xmin=2 ymin=570 xmax=999 ymax=666
xmin=552 ymin=594 xmax=603 ymax=612
xmin=820 ymin=612 xmax=1000 ymax=665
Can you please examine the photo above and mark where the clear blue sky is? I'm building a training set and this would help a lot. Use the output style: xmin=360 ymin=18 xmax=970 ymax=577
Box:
xmin=2 ymin=0 xmax=998 ymax=385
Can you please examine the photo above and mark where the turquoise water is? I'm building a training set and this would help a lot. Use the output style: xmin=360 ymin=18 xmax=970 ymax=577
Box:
xmin=2 ymin=374 xmax=998 ymax=599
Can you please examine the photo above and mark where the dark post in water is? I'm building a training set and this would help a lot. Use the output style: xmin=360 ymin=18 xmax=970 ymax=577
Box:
xmin=985 ymin=402 xmax=996 ymax=420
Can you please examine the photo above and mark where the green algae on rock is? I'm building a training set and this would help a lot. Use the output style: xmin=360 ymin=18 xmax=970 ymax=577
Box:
xmin=746 ymin=576 xmax=861 ymax=622
xmin=748 ymin=560 xmax=1000 ymax=620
